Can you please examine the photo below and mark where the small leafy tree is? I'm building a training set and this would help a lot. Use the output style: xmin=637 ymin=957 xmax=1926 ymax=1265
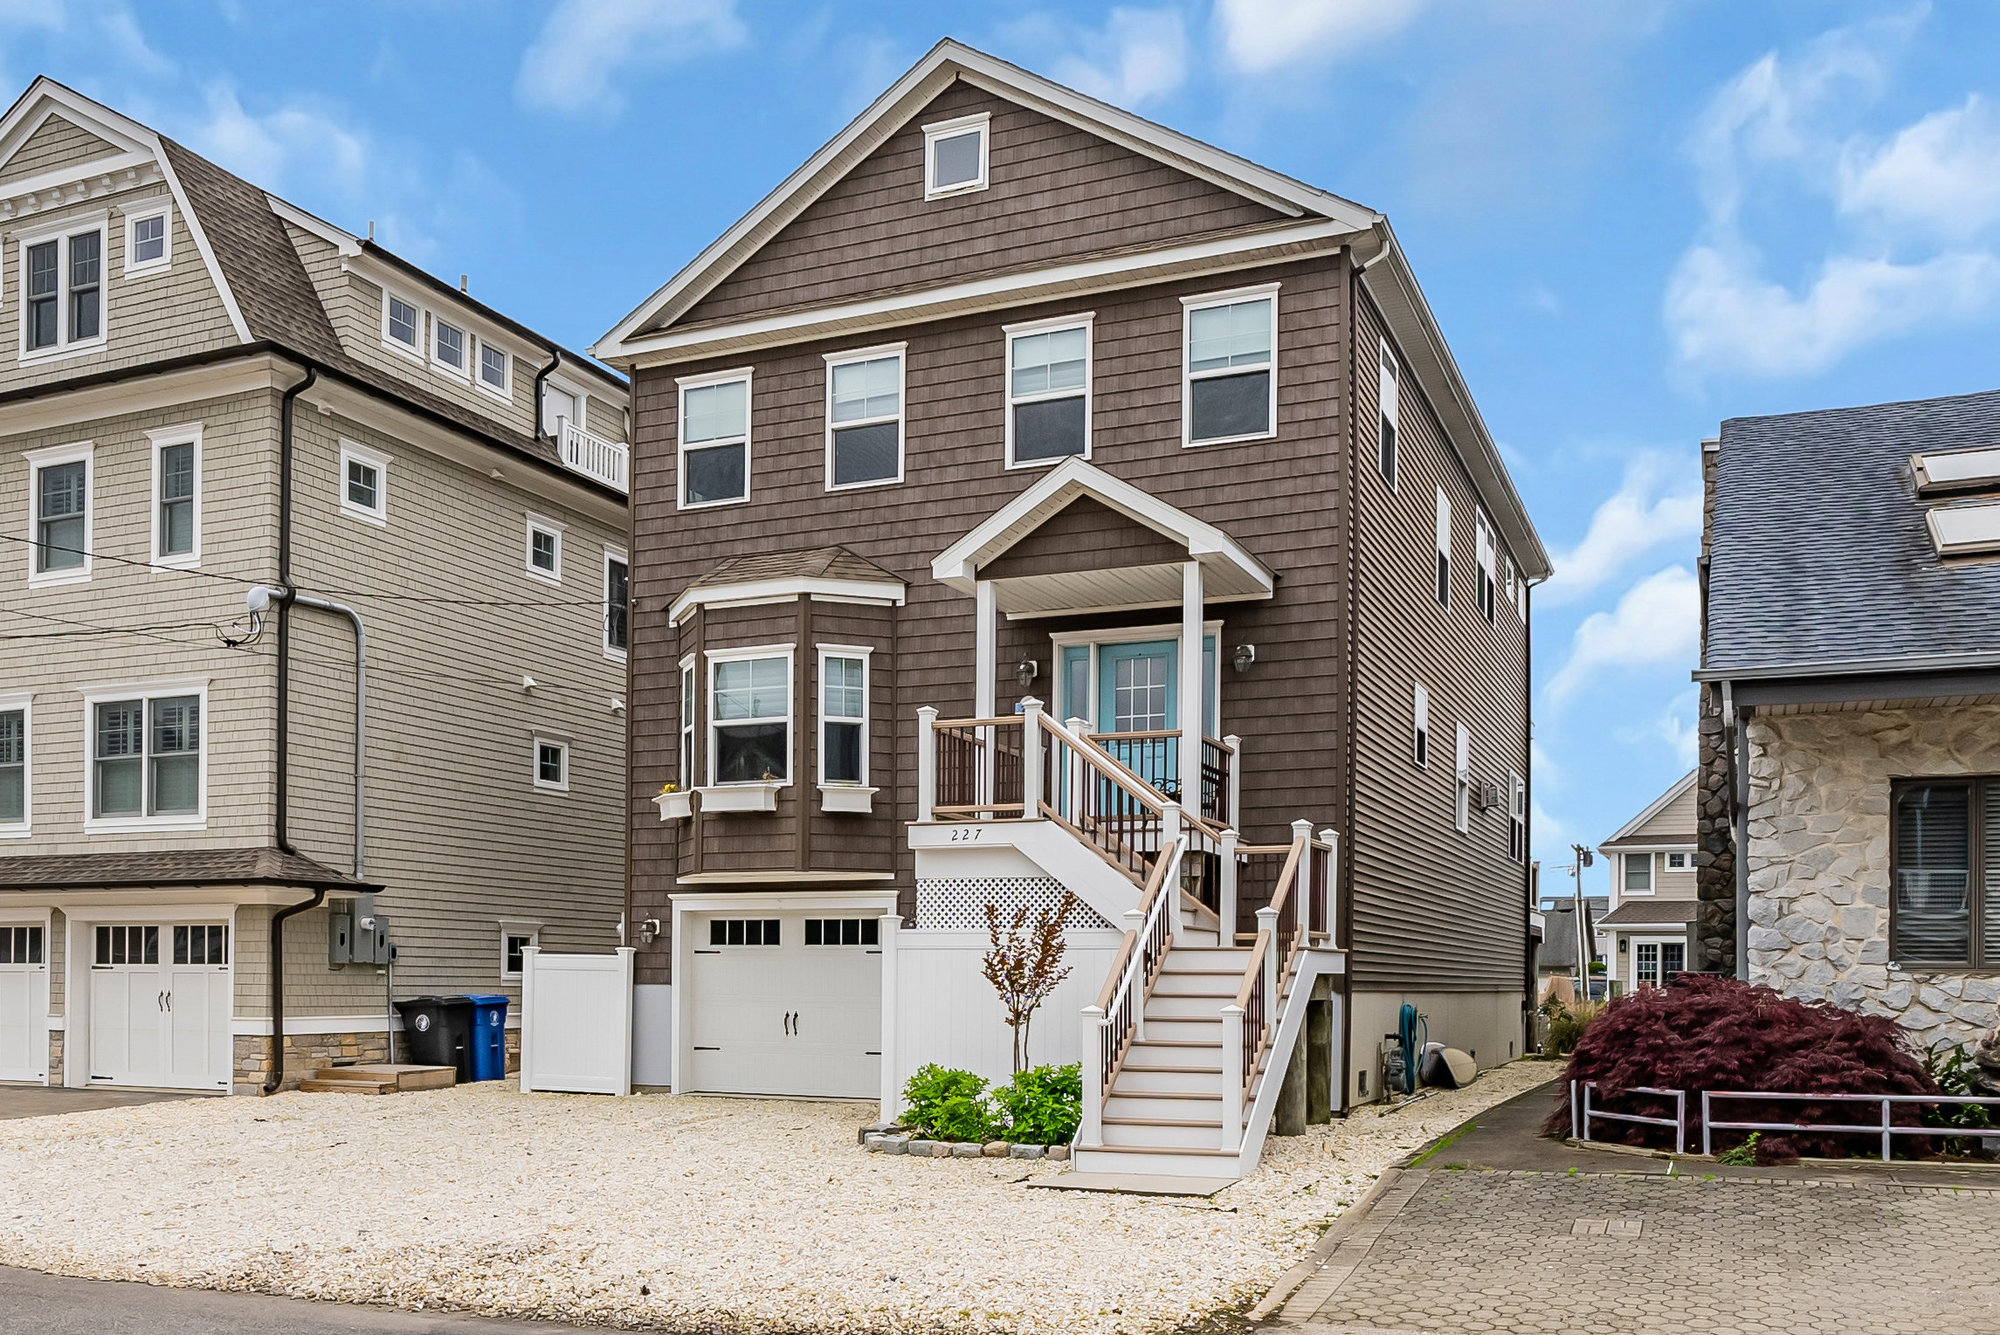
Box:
xmin=982 ymin=892 xmax=1078 ymax=1072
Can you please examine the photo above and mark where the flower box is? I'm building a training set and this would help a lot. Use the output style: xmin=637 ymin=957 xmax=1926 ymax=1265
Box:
xmin=819 ymin=784 xmax=878 ymax=815
xmin=653 ymin=789 xmax=693 ymax=822
xmin=697 ymin=782 xmax=783 ymax=814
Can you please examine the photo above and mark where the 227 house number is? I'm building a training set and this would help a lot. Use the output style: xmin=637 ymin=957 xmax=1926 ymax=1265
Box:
xmin=948 ymin=827 xmax=984 ymax=842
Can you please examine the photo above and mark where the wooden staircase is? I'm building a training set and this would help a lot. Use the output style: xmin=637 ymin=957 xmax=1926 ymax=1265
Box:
xmin=299 ymin=1063 xmax=455 ymax=1095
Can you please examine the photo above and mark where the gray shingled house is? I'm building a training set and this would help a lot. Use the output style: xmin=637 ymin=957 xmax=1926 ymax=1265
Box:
xmin=1695 ymin=388 xmax=2000 ymax=1049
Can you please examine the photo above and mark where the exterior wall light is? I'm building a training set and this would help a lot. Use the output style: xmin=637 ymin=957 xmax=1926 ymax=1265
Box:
xmin=638 ymin=916 xmax=662 ymax=946
xmin=1232 ymin=644 xmax=1256 ymax=673
xmin=1014 ymin=658 xmax=1039 ymax=689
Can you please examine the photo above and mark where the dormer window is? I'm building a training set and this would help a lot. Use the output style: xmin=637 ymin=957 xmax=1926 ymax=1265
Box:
xmin=385 ymin=293 xmax=420 ymax=352
xmin=923 ymin=113 xmax=989 ymax=200
xmin=433 ymin=318 xmax=467 ymax=375
xmin=19 ymin=217 xmax=107 ymax=358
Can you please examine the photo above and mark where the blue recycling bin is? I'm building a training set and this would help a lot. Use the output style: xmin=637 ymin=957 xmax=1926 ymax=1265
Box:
xmin=465 ymin=994 xmax=510 ymax=1082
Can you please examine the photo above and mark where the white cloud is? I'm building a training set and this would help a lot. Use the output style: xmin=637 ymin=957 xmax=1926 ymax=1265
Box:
xmin=1049 ymin=7 xmax=1189 ymax=109
xmin=184 ymin=82 xmax=368 ymax=199
xmin=1541 ymin=453 xmax=1702 ymax=604
xmin=1216 ymin=0 xmax=1425 ymax=74
xmin=1665 ymin=13 xmax=2000 ymax=379
xmin=516 ymin=0 xmax=746 ymax=118
xmin=1545 ymin=565 xmax=1701 ymax=703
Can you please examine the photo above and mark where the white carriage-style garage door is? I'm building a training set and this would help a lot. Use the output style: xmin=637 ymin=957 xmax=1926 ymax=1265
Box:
xmin=86 ymin=922 xmax=232 ymax=1092
xmin=0 ymin=925 xmax=49 ymax=1083
xmin=687 ymin=913 xmax=881 ymax=1099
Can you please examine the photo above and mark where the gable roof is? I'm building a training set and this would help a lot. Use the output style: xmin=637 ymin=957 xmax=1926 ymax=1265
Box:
xmin=1702 ymin=388 xmax=2000 ymax=679
xmin=1602 ymin=769 xmax=1698 ymax=847
xmin=670 ymin=545 xmax=906 ymax=625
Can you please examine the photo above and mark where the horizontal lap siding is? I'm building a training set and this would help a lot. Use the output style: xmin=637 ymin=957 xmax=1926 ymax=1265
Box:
xmin=979 ymin=498 xmax=1185 ymax=579
xmin=1348 ymin=292 xmax=1528 ymax=992
xmin=0 ymin=116 xmax=120 ymax=184
xmin=630 ymin=258 xmax=1351 ymax=984
xmin=678 ymin=81 xmax=1287 ymax=327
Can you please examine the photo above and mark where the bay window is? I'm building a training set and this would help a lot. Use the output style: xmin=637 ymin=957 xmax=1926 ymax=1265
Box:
xmin=679 ymin=658 xmax=696 ymax=788
xmin=1006 ymin=317 xmax=1090 ymax=465
xmin=820 ymin=651 xmax=868 ymax=785
xmin=679 ymin=371 xmax=751 ymax=507
xmin=709 ymin=653 xmax=789 ymax=784
xmin=1183 ymin=287 xmax=1276 ymax=445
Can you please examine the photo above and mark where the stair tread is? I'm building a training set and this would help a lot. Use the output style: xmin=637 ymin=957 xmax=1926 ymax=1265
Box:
xmin=1103 ymin=1115 xmax=1225 ymax=1128
xmin=1079 ymin=1143 xmax=1239 ymax=1158
xmin=1107 ymin=1090 xmax=1221 ymax=1102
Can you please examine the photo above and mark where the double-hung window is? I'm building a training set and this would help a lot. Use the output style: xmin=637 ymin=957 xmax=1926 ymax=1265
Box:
xmin=0 ymin=701 xmax=26 ymax=831
xmin=480 ymin=343 xmax=509 ymax=394
xmin=533 ymin=739 xmax=569 ymax=791
xmin=825 ymin=346 xmax=904 ymax=488
xmin=433 ymin=318 xmax=468 ymax=375
xmin=923 ymin=112 xmax=989 ymax=199
xmin=1890 ymin=778 xmax=2000 ymax=967
xmin=820 ymin=650 xmax=868 ymax=786
xmin=1453 ymin=723 xmax=1471 ymax=833
xmin=27 ymin=444 xmax=90 ymax=581
xmin=384 ymin=293 xmax=421 ymax=354
xmin=152 ymin=428 xmax=199 ymax=566
xmin=1475 ymin=510 xmax=1496 ymax=622
xmin=1412 ymin=682 xmax=1429 ymax=767
xmin=1006 ymin=316 xmax=1090 ymax=466
xmin=127 ymin=208 xmax=170 ymax=272
xmin=1434 ymin=487 xmax=1452 ymax=608
xmin=679 ymin=658 xmax=697 ymax=788
xmin=23 ymin=222 xmax=105 ymax=355
xmin=92 ymin=692 xmax=201 ymax=823
xmin=604 ymin=549 xmax=629 ymax=656
xmin=1377 ymin=339 xmax=1399 ymax=485
xmin=709 ymin=652 xmax=789 ymax=785
xmin=1183 ymin=287 xmax=1277 ymax=445
xmin=525 ymin=515 xmax=564 ymax=583
xmin=1509 ymin=772 xmax=1527 ymax=862
xmin=339 ymin=441 xmax=389 ymax=525
xmin=1624 ymin=853 xmax=1654 ymax=894
xmin=679 ymin=371 xmax=751 ymax=507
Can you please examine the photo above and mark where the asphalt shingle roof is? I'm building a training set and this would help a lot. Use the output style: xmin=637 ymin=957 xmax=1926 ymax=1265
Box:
xmin=1706 ymin=388 xmax=2000 ymax=674
xmin=1598 ymin=900 xmax=1700 ymax=928
xmin=0 ymin=847 xmax=379 ymax=892
xmin=689 ymin=546 xmax=902 ymax=589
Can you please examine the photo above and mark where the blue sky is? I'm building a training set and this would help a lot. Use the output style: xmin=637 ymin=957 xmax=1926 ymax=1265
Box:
xmin=11 ymin=1 xmax=2000 ymax=895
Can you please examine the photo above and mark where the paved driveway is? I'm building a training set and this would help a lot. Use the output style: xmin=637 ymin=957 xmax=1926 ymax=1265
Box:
xmin=0 ymin=1086 xmax=194 ymax=1121
xmin=1269 ymin=1083 xmax=2000 ymax=1334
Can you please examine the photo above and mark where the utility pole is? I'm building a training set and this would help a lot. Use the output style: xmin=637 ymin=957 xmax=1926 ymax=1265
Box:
xmin=1571 ymin=843 xmax=1595 ymax=1001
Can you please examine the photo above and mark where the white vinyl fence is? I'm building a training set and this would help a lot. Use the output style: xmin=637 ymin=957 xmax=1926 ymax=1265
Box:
xmin=520 ymin=946 xmax=634 ymax=1095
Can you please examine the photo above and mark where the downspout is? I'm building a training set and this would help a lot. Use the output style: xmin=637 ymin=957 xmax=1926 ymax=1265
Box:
xmin=1522 ymin=576 xmax=1537 ymax=1040
xmin=532 ymin=347 xmax=562 ymax=440
xmin=265 ymin=365 xmax=319 ymax=1096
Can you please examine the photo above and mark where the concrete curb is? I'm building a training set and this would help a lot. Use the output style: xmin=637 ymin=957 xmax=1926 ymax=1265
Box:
xmin=1246 ymin=1167 xmax=1412 ymax=1323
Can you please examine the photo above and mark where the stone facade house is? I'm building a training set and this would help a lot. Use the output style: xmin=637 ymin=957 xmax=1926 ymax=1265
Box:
xmin=1696 ymin=389 xmax=2000 ymax=1049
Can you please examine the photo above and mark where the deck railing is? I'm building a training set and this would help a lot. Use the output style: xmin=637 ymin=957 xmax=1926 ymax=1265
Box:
xmin=558 ymin=421 xmax=629 ymax=491
xmin=926 ymin=715 xmax=1026 ymax=819
xmin=1079 ymin=836 xmax=1187 ymax=1148
xmin=1087 ymin=730 xmax=1238 ymax=825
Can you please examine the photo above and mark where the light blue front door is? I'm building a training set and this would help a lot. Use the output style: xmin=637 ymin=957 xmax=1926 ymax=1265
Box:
xmin=1096 ymin=640 xmax=1178 ymax=795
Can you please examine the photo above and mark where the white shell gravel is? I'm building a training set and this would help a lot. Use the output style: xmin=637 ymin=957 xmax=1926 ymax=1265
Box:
xmin=0 ymin=1062 xmax=1552 ymax=1332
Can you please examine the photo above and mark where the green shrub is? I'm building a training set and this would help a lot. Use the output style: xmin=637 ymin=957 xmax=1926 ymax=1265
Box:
xmin=1923 ymin=1044 xmax=1997 ymax=1154
xmin=1716 ymin=1132 xmax=1760 ymax=1166
xmin=994 ymin=1063 xmax=1082 ymax=1145
xmin=900 ymin=1064 xmax=1000 ymax=1142
xmin=1541 ymin=997 xmax=1602 ymax=1057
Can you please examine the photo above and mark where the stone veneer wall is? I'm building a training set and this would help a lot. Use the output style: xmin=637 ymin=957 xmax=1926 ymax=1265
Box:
xmin=1744 ymin=703 xmax=2000 ymax=1050
xmin=232 ymin=1027 xmax=524 ymax=1092
xmin=1695 ymin=682 xmax=1735 ymax=974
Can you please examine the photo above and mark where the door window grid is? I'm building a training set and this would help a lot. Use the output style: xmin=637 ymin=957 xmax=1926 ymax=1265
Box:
xmin=173 ymin=925 xmax=228 ymax=965
xmin=95 ymin=924 xmax=159 ymax=966
xmin=709 ymin=918 xmax=781 ymax=946
xmin=805 ymin=917 xmax=879 ymax=946
xmin=0 ymin=925 xmax=41 ymax=964
xmin=1112 ymin=655 xmax=1169 ymax=732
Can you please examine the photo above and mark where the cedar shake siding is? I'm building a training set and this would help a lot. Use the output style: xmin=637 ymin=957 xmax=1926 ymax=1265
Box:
xmin=675 ymin=82 xmax=1291 ymax=329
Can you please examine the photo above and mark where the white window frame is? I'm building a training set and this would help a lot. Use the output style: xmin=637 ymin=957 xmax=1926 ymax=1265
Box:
xmin=1434 ymin=486 xmax=1452 ymax=609
xmin=1180 ymin=283 xmax=1279 ymax=448
xmin=337 ymin=440 xmax=390 ymax=526
xmin=705 ymin=645 xmax=794 ymax=788
xmin=0 ymin=693 xmax=31 ymax=837
xmin=1632 ymin=934 xmax=1686 ymax=989
xmin=676 ymin=367 xmax=753 ymax=510
xmin=499 ymin=921 xmax=543 ymax=980
xmin=532 ymin=737 xmax=570 ymax=793
xmin=123 ymin=202 xmax=172 ymax=277
xmin=603 ymin=545 xmax=629 ymax=661
xmin=817 ymin=645 xmax=872 ymax=788
xmin=1509 ymin=770 xmax=1526 ymax=862
xmin=24 ymin=441 xmax=92 ymax=588
xmin=79 ymin=678 xmax=208 ymax=834
xmin=1004 ymin=312 xmax=1093 ymax=470
xmin=524 ymin=513 xmax=565 ymax=585
xmin=679 ymin=655 xmax=697 ymax=789
xmin=1412 ymin=682 xmax=1429 ymax=768
xmin=380 ymin=288 xmax=424 ymax=361
xmin=147 ymin=424 xmax=201 ymax=570
xmin=1453 ymin=722 xmax=1471 ymax=834
xmin=1623 ymin=852 xmax=1655 ymax=896
xmin=923 ymin=111 xmax=990 ymax=200
xmin=476 ymin=339 xmax=511 ymax=400
xmin=17 ymin=212 xmax=108 ymax=362
xmin=1667 ymin=851 xmax=1689 ymax=870
xmin=1476 ymin=508 xmax=1496 ymax=623
xmin=1377 ymin=337 xmax=1399 ymax=488
xmin=822 ymin=343 xmax=906 ymax=491
xmin=430 ymin=314 xmax=471 ymax=379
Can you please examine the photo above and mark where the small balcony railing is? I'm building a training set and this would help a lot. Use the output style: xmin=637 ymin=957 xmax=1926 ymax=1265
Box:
xmin=1086 ymin=730 xmax=1238 ymax=826
xmin=559 ymin=421 xmax=629 ymax=492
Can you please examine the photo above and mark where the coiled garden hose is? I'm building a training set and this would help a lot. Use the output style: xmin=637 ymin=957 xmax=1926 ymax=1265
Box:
xmin=1398 ymin=1003 xmax=1427 ymax=1095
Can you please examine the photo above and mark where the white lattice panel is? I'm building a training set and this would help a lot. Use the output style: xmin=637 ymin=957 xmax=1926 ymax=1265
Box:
xmin=914 ymin=877 xmax=1115 ymax=931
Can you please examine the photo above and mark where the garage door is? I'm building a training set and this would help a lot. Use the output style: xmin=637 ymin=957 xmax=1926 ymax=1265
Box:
xmin=0 ymin=925 xmax=48 ymax=1083
xmin=688 ymin=913 xmax=881 ymax=1099
xmin=87 ymin=922 xmax=231 ymax=1093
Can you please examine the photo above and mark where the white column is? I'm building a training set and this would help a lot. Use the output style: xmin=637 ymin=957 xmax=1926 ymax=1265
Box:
xmin=1178 ymin=561 xmax=1203 ymax=813
xmin=1221 ymin=1003 xmax=1245 ymax=1149
xmin=915 ymin=706 xmax=938 ymax=822
xmin=1079 ymin=1005 xmax=1106 ymax=1148
xmin=1219 ymin=827 xmax=1240 ymax=946
xmin=974 ymin=579 xmax=997 ymax=720
xmin=1256 ymin=906 xmax=1279 ymax=1014
xmin=1319 ymin=828 xmax=1340 ymax=946
xmin=1020 ymin=697 xmax=1043 ymax=818
xmin=878 ymin=913 xmax=901 ymax=1122
xmin=1291 ymin=818 xmax=1314 ymax=946
xmin=1224 ymin=733 xmax=1242 ymax=828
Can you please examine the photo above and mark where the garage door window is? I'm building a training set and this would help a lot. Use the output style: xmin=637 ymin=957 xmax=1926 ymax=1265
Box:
xmin=173 ymin=925 xmax=227 ymax=965
xmin=710 ymin=654 xmax=789 ymax=784
xmin=805 ymin=917 xmax=879 ymax=946
xmin=709 ymin=918 xmax=780 ymax=946
xmin=0 ymin=925 xmax=41 ymax=963
xmin=96 ymin=924 xmax=158 ymax=965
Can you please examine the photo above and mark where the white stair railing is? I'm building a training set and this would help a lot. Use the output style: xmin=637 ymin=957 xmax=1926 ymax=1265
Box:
xmin=558 ymin=420 xmax=629 ymax=491
xmin=1078 ymin=834 xmax=1184 ymax=1149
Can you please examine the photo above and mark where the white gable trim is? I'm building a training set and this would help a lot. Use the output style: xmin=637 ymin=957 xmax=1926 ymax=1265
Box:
xmin=593 ymin=40 xmax=1379 ymax=356
xmin=669 ymin=574 xmax=907 ymax=627
xmin=1603 ymin=768 xmax=1699 ymax=846
xmin=930 ymin=456 xmax=1273 ymax=597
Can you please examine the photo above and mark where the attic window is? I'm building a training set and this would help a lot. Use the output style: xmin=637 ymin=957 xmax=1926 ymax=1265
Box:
xmin=923 ymin=113 xmax=989 ymax=200
xmin=1927 ymin=501 xmax=2000 ymax=557
xmin=1913 ymin=446 xmax=2000 ymax=496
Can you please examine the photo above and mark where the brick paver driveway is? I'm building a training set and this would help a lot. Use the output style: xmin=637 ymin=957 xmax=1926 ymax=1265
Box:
xmin=1270 ymin=1083 xmax=2000 ymax=1334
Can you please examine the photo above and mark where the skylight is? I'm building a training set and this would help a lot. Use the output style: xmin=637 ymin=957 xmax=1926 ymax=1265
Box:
xmin=1912 ymin=446 xmax=2000 ymax=495
xmin=1927 ymin=501 xmax=2000 ymax=557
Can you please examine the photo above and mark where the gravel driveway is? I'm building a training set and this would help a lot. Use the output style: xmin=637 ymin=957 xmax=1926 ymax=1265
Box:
xmin=0 ymin=1063 xmax=1550 ymax=1334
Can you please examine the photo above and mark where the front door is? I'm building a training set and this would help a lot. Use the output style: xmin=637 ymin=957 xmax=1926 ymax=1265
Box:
xmin=0 ymin=925 xmax=47 ymax=1082
xmin=1095 ymin=640 xmax=1177 ymax=794
xmin=87 ymin=921 xmax=231 ymax=1091
xmin=1632 ymin=937 xmax=1686 ymax=990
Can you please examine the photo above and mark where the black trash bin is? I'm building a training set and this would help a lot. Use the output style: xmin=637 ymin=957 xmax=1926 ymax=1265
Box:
xmin=394 ymin=995 xmax=475 ymax=1081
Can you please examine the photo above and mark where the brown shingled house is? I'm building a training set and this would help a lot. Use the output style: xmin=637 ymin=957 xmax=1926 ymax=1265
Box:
xmin=594 ymin=41 xmax=1548 ymax=1179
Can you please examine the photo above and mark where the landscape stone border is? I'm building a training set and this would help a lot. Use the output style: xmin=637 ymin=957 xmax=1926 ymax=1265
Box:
xmin=858 ymin=1123 xmax=1070 ymax=1160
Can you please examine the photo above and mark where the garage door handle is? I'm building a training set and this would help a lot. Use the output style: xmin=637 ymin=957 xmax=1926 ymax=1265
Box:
xmin=792 ymin=1011 xmax=801 ymax=1036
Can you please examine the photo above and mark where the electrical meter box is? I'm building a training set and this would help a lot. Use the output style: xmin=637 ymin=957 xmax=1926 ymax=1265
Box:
xmin=328 ymin=899 xmax=391 ymax=966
